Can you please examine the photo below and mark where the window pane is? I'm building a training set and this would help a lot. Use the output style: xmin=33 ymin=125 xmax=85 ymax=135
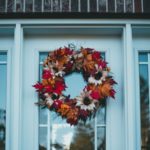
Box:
xmin=97 ymin=127 xmax=106 ymax=150
xmin=99 ymin=0 xmax=106 ymax=12
xmin=50 ymin=111 xmax=94 ymax=150
xmin=139 ymin=53 xmax=148 ymax=62
xmin=108 ymin=0 xmax=115 ymax=12
xmin=39 ymin=127 xmax=48 ymax=150
xmin=64 ymin=73 xmax=86 ymax=98
xmin=117 ymin=0 xmax=124 ymax=12
xmin=40 ymin=52 xmax=48 ymax=63
xmin=97 ymin=102 xmax=106 ymax=124
xmin=0 ymin=53 xmax=7 ymax=150
xmin=126 ymin=0 xmax=133 ymax=12
xmin=39 ymin=108 xmax=48 ymax=124
xmin=0 ymin=52 xmax=7 ymax=62
xmin=139 ymin=63 xmax=150 ymax=149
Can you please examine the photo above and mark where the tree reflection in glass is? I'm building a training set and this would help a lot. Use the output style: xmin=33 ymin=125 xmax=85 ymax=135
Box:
xmin=139 ymin=52 xmax=150 ymax=150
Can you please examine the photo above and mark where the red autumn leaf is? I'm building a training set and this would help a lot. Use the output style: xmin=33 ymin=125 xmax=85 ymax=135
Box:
xmin=110 ymin=89 xmax=116 ymax=99
xmin=92 ymin=51 xmax=101 ymax=60
xmin=33 ymin=83 xmax=43 ymax=92
xmin=53 ymin=81 xmax=66 ymax=95
xmin=42 ymin=70 xmax=52 ymax=79
xmin=44 ymin=85 xmax=53 ymax=93
xmin=90 ymin=91 xmax=100 ymax=99
xmin=52 ymin=100 xmax=62 ymax=109
xmin=98 ymin=60 xmax=107 ymax=69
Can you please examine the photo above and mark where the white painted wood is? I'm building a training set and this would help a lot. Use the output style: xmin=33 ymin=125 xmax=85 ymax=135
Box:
xmin=10 ymin=23 xmax=23 ymax=150
xmin=123 ymin=24 xmax=136 ymax=150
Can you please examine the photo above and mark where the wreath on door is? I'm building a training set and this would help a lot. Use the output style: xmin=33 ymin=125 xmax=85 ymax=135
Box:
xmin=33 ymin=46 xmax=117 ymax=125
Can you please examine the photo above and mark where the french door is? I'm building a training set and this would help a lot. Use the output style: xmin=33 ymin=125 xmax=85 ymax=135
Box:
xmin=22 ymin=31 xmax=123 ymax=150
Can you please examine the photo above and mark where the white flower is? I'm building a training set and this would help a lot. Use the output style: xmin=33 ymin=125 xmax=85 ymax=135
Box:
xmin=55 ymin=70 xmax=65 ymax=77
xmin=76 ymin=92 xmax=96 ymax=111
xmin=88 ymin=76 xmax=102 ymax=85
xmin=45 ymin=97 xmax=53 ymax=107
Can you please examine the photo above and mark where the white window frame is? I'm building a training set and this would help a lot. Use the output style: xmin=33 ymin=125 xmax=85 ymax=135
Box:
xmin=135 ymin=48 xmax=150 ymax=150
xmin=0 ymin=47 xmax=11 ymax=150
xmin=37 ymin=48 xmax=109 ymax=150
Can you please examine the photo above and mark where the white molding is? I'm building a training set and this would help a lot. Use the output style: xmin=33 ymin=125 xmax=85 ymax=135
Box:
xmin=123 ymin=24 xmax=136 ymax=150
xmin=1 ymin=19 xmax=150 ymax=26
xmin=11 ymin=23 xmax=23 ymax=150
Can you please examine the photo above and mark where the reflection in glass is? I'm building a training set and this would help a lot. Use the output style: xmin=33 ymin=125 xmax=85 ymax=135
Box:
xmin=50 ymin=111 xmax=94 ymax=150
xmin=0 ymin=52 xmax=7 ymax=62
xmin=139 ymin=62 xmax=150 ymax=150
xmin=97 ymin=127 xmax=106 ymax=150
xmin=97 ymin=103 xmax=106 ymax=124
xmin=39 ymin=108 xmax=48 ymax=124
xmin=139 ymin=53 xmax=148 ymax=62
xmin=39 ymin=127 xmax=48 ymax=150
xmin=0 ymin=52 xmax=7 ymax=150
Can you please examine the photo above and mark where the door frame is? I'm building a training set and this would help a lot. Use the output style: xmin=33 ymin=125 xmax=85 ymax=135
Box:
xmin=0 ymin=20 xmax=147 ymax=150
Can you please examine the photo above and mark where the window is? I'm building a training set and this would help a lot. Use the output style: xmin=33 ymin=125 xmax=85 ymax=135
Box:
xmin=139 ymin=52 xmax=150 ymax=150
xmin=0 ymin=52 xmax=7 ymax=150
xmin=38 ymin=52 xmax=106 ymax=150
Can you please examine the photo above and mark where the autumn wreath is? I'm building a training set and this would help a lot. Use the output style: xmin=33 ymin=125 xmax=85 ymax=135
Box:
xmin=33 ymin=46 xmax=116 ymax=125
